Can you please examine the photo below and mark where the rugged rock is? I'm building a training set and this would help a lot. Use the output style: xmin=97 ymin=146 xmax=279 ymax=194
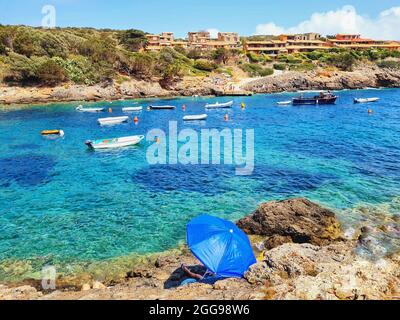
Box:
xmin=242 ymin=66 xmax=400 ymax=93
xmin=0 ymin=198 xmax=398 ymax=300
xmin=237 ymin=198 xmax=342 ymax=248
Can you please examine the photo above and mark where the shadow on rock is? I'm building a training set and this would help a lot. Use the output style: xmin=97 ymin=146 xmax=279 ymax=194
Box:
xmin=163 ymin=265 xmax=206 ymax=289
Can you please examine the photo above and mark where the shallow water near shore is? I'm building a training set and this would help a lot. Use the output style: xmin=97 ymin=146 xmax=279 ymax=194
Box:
xmin=0 ymin=89 xmax=399 ymax=282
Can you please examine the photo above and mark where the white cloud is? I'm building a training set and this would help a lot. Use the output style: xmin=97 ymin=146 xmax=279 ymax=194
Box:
xmin=255 ymin=5 xmax=400 ymax=40
xmin=207 ymin=28 xmax=220 ymax=38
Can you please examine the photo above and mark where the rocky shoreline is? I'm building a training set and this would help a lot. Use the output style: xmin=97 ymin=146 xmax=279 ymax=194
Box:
xmin=1 ymin=65 xmax=400 ymax=106
xmin=1 ymin=198 xmax=398 ymax=300
xmin=243 ymin=65 xmax=400 ymax=93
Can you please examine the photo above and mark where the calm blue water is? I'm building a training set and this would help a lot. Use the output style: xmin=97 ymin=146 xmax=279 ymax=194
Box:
xmin=0 ymin=89 xmax=399 ymax=280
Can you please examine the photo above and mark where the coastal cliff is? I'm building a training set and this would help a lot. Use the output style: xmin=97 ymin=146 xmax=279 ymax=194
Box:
xmin=1 ymin=198 xmax=398 ymax=300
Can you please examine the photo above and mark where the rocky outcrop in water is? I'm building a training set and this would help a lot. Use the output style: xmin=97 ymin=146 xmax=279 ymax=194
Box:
xmin=242 ymin=65 xmax=400 ymax=93
xmin=237 ymin=198 xmax=343 ymax=249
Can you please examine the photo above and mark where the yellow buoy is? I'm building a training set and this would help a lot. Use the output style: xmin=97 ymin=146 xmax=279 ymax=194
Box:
xmin=241 ymin=102 xmax=246 ymax=109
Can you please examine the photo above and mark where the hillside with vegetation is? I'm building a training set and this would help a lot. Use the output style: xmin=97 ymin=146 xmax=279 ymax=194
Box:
xmin=0 ymin=25 xmax=399 ymax=92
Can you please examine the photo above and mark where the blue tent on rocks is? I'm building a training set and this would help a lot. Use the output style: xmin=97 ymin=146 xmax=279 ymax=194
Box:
xmin=187 ymin=215 xmax=257 ymax=278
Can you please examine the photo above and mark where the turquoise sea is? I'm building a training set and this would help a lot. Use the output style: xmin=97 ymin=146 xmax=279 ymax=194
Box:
xmin=0 ymin=89 xmax=399 ymax=281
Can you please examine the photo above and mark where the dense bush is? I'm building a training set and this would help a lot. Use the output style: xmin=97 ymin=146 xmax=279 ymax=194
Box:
xmin=118 ymin=29 xmax=147 ymax=52
xmin=240 ymin=63 xmax=273 ymax=77
xmin=212 ymin=48 xmax=231 ymax=64
xmin=289 ymin=62 xmax=315 ymax=72
xmin=377 ymin=60 xmax=400 ymax=69
xmin=35 ymin=59 xmax=67 ymax=85
xmin=327 ymin=52 xmax=356 ymax=71
xmin=193 ymin=59 xmax=216 ymax=71
xmin=273 ymin=63 xmax=286 ymax=70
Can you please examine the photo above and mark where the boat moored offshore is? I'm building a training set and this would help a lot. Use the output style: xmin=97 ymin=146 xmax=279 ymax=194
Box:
xmin=354 ymin=97 xmax=379 ymax=104
xmin=97 ymin=116 xmax=129 ymax=126
xmin=41 ymin=130 xmax=65 ymax=137
xmin=292 ymin=92 xmax=337 ymax=105
xmin=85 ymin=135 xmax=145 ymax=150
xmin=183 ymin=114 xmax=208 ymax=121
xmin=205 ymin=101 xmax=234 ymax=109
xmin=76 ymin=105 xmax=105 ymax=113
xmin=148 ymin=105 xmax=176 ymax=110
xmin=122 ymin=106 xmax=143 ymax=112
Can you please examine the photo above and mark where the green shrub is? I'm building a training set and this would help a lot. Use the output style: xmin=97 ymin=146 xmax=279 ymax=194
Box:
xmin=118 ymin=29 xmax=147 ymax=52
xmin=289 ymin=63 xmax=315 ymax=72
xmin=327 ymin=52 xmax=356 ymax=71
xmin=377 ymin=60 xmax=400 ymax=69
xmin=247 ymin=52 xmax=261 ymax=63
xmin=212 ymin=48 xmax=231 ymax=64
xmin=240 ymin=63 xmax=273 ymax=77
xmin=0 ymin=42 xmax=6 ymax=55
xmin=35 ymin=59 xmax=67 ymax=85
xmin=193 ymin=59 xmax=216 ymax=71
xmin=273 ymin=63 xmax=286 ymax=70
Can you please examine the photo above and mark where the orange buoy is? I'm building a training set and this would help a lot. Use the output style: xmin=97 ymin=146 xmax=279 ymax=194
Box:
xmin=368 ymin=109 xmax=373 ymax=114
xmin=109 ymin=108 xmax=113 ymax=113
xmin=156 ymin=137 xmax=160 ymax=144
xmin=224 ymin=114 xmax=229 ymax=121
xmin=134 ymin=116 xmax=139 ymax=123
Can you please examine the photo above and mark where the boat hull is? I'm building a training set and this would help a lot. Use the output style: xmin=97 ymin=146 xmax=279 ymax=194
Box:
xmin=205 ymin=101 xmax=234 ymax=109
xmin=354 ymin=98 xmax=379 ymax=104
xmin=183 ymin=114 xmax=208 ymax=121
xmin=86 ymin=135 xmax=144 ymax=150
xmin=122 ymin=107 xmax=143 ymax=112
xmin=149 ymin=106 xmax=176 ymax=110
xmin=292 ymin=96 xmax=337 ymax=105
xmin=76 ymin=106 xmax=105 ymax=113
xmin=97 ymin=116 xmax=129 ymax=126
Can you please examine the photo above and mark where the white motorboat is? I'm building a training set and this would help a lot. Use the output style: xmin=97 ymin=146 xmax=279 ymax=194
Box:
xmin=122 ymin=106 xmax=143 ymax=112
xmin=205 ymin=101 xmax=234 ymax=109
xmin=97 ymin=116 xmax=129 ymax=126
xmin=76 ymin=105 xmax=105 ymax=113
xmin=354 ymin=98 xmax=379 ymax=104
xmin=277 ymin=101 xmax=292 ymax=106
xmin=183 ymin=114 xmax=208 ymax=121
xmin=85 ymin=135 xmax=145 ymax=150
xmin=148 ymin=105 xmax=176 ymax=110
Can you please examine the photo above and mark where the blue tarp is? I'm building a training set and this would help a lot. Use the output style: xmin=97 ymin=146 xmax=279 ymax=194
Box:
xmin=187 ymin=215 xmax=257 ymax=278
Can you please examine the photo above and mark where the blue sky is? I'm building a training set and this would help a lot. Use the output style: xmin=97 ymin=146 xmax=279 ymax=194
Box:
xmin=1 ymin=0 xmax=400 ymax=39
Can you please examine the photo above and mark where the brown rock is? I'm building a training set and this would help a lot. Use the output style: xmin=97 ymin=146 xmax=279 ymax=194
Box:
xmin=237 ymin=198 xmax=342 ymax=247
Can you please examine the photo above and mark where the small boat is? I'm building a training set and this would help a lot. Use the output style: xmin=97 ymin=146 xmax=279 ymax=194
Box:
xmin=277 ymin=101 xmax=292 ymax=106
xmin=183 ymin=114 xmax=208 ymax=121
xmin=354 ymin=98 xmax=379 ymax=104
xmin=122 ymin=106 xmax=143 ymax=112
xmin=76 ymin=105 xmax=105 ymax=113
xmin=41 ymin=130 xmax=65 ymax=137
xmin=148 ymin=105 xmax=176 ymax=110
xmin=205 ymin=101 xmax=234 ymax=109
xmin=97 ymin=116 xmax=129 ymax=126
xmin=292 ymin=92 xmax=337 ymax=105
xmin=85 ymin=135 xmax=145 ymax=150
